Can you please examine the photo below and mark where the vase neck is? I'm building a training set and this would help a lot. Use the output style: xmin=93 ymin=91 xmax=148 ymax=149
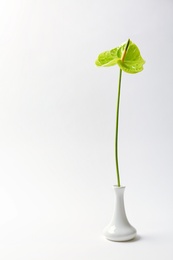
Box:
xmin=113 ymin=186 xmax=125 ymax=197
xmin=111 ymin=186 xmax=129 ymax=226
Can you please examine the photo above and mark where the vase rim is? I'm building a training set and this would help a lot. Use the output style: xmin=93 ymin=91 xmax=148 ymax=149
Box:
xmin=113 ymin=185 xmax=125 ymax=189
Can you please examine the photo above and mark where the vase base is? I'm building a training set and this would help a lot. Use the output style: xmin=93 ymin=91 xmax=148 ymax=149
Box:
xmin=103 ymin=226 xmax=136 ymax=242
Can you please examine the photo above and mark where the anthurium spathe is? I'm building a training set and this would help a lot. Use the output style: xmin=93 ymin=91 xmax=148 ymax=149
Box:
xmin=95 ymin=39 xmax=145 ymax=187
xmin=95 ymin=40 xmax=145 ymax=73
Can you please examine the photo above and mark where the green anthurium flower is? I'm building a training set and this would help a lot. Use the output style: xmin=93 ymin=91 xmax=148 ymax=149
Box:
xmin=95 ymin=39 xmax=145 ymax=187
xmin=95 ymin=40 xmax=145 ymax=74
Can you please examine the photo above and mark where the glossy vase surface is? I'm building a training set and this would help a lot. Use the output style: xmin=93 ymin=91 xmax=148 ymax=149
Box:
xmin=103 ymin=185 xmax=136 ymax=242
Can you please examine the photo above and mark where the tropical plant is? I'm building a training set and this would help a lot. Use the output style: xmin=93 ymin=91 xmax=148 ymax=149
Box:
xmin=95 ymin=39 xmax=145 ymax=186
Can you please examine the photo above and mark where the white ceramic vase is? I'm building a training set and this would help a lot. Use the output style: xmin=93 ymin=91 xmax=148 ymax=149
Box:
xmin=103 ymin=185 xmax=136 ymax=242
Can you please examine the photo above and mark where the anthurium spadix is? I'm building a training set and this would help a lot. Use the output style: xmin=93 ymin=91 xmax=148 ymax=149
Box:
xmin=95 ymin=39 xmax=145 ymax=187
xmin=95 ymin=39 xmax=145 ymax=73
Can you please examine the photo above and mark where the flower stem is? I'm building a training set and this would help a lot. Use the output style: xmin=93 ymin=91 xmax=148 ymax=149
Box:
xmin=115 ymin=69 xmax=122 ymax=187
xmin=115 ymin=39 xmax=130 ymax=187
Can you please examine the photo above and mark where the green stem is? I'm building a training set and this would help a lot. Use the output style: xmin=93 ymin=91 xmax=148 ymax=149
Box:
xmin=114 ymin=39 xmax=130 ymax=187
xmin=115 ymin=69 xmax=122 ymax=187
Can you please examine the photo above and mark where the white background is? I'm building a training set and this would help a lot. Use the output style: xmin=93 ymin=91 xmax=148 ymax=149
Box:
xmin=0 ymin=0 xmax=173 ymax=259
